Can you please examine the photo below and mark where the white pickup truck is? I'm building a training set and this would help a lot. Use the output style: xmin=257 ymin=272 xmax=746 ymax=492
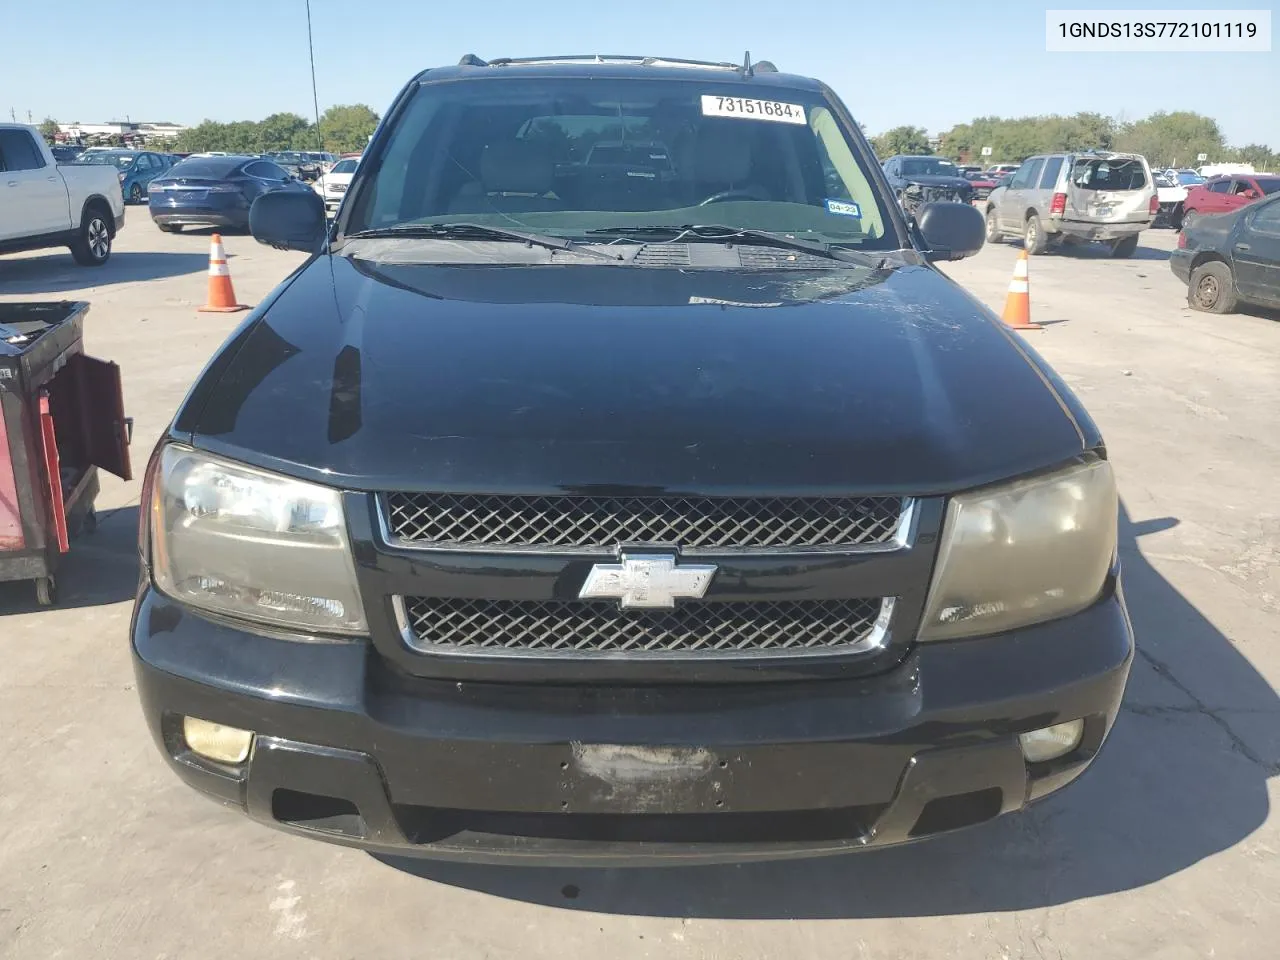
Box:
xmin=0 ymin=124 xmax=125 ymax=266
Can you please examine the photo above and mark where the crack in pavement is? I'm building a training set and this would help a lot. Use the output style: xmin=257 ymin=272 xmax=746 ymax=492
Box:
xmin=1133 ymin=645 xmax=1279 ymax=774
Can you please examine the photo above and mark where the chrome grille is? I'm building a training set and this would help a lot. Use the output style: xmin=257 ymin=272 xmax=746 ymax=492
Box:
xmin=383 ymin=493 xmax=907 ymax=550
xmin=399 ymin=596 xmax=890 ymax=658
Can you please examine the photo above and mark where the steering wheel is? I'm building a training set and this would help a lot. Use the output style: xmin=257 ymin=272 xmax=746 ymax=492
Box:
xmin=698 ymin=188 xmax=768 ymax=206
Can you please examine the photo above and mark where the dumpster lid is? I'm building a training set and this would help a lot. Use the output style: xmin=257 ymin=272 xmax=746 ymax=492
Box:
xmin=0 ymin=302 xmax=86 ymax=357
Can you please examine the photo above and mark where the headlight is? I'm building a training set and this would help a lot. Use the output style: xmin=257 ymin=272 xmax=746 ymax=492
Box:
xmin=149 ymin=445 xmax=367 ymax=634
xmin=919 ymin=459 xmax=1117 ymax=641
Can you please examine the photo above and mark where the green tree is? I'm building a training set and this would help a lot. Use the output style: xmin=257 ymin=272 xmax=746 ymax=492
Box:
xmin=1112 ymin=111 xmax=1225 ymax=169
xmin=870 ymin=125 xmax=932 ymax=159
xmin=172 ymin=121 xmax=229 ymax=153
xmin=38 ymin=117 xmax=60 ymax=142
xmin=318 ymin=104 xmax=379 ymax=153
xmin=1230 ymin=143 xmax=1279 ymax=172
xmin=258 ymin=112 xmax=312 ymax=152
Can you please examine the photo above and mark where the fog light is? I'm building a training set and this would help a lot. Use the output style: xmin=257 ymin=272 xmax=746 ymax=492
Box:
xmin=1018 ymin=719 xmax=1084 ymax=763
xmin=183 ymin=716 xmax=254 ymax=764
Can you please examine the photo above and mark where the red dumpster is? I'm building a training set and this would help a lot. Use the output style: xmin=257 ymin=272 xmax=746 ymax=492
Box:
xmin=1 ymin=301 xmax=131 ymax=605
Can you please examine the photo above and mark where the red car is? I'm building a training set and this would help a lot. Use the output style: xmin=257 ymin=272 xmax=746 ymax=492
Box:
xmin=1180 ymin=174 xmax=1280 ymax=230
xmin=964 ymin=170 xmax=1001 ymax=200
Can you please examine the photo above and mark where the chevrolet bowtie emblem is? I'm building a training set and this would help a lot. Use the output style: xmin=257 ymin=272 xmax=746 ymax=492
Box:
xmin=579 ymin=553 xmax=717 ymax=609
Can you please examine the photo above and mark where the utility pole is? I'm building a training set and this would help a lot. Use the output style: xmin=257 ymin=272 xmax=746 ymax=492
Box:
xmin=8 ymin=107 xmax=15 ymax=122
xmin=26 ymin=110 xmax=33 ymax=124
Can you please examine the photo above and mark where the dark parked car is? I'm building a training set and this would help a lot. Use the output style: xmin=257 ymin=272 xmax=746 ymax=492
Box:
xmin=1179 ymin=174 xmax=1280 ymax=231
xmin=146 ymin=155 xmax=311 ymax=231
xmin=882 ymin=155 xmax=973 ymax=212
xmin=131 ymin=53 xmax=1130 ymax=865
xmin=268 ymin=151 xmax=327 ymax=182
xmin=1171 ymin=192 xmax=1280 ymax=313
xmin=49 ymin=144 xmax=85 ymax=162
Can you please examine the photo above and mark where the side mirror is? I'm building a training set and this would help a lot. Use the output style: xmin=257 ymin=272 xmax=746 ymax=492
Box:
xmin=250 ymin=189 xmax=326 ymax=253
xmin=916 ymin=201 xmax=985 ymax=261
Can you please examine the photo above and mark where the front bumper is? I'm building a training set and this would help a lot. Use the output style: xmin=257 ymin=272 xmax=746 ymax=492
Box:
xmin=133 ymin=579 xmax=1134 ymax=865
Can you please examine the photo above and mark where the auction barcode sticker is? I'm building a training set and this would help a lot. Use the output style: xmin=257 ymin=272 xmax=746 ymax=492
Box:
xmin=701 ymin=95 xmax=807 ymax=124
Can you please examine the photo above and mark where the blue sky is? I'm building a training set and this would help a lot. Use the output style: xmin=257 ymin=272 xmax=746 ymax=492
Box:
xmin=2 ymin=0 xmax=1276 ymax=146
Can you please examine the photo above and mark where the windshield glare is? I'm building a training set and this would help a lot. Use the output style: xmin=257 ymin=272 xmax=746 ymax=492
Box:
xmin=345 ymin=77 xmax=894 ymax=248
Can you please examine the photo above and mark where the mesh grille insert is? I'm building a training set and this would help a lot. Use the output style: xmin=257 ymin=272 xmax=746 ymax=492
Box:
xmin=401 ymin=596 xmax=888 ymax=658
xmin=384 ymin=493 xmax=906 ymax=550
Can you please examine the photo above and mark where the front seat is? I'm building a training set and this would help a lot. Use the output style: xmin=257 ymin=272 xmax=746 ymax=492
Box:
xmin=447 ymin=140 xmax=562 ymax=215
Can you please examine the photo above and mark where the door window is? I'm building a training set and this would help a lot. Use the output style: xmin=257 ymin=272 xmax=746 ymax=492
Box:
xmin=246 ymin=161 xmax=290 ymax=180
xmin=1249 ymin=200 xmax=1280 ymax=234
xmin=1207 ymin=180 xmax=1231 ymax=193
xmin=1231 ymin=180 xmax=1254 ymax=196
xmin=0 ymin=129 xmax=45 ymax=171
xmin=1038 ymin=156 xmax=1064 ymax=189
xmin=1009 ymin=159 xmax=1043 ymax=190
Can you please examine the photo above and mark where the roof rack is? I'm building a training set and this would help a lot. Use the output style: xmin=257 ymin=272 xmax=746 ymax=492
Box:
xmin=463 ymin=53 xmax=777 ymax=73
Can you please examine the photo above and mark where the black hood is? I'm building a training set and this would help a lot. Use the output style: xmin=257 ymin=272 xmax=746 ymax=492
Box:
xmin=180 ymin=254 xmax=1096 ymax=496
xmin=901 ymin=174 xmax=973 ymax=191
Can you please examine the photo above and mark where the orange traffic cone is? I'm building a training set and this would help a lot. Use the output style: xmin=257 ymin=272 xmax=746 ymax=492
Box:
xmin=198 ymin=234 xmax=248 ymax=313
xmin=1000 ymin=250 xmax=1039 ymax=330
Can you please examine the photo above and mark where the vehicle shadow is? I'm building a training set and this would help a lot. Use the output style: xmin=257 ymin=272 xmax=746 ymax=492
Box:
xmin=0 ymin=252 xmax=209 ymax=293
xmin=379 ymin=500 xmax=1276 ymax=918
xmin=0 ymin=504 xmax=139 ymax=612
xmin=1034 ymin=243 xmax=1170 ymax=261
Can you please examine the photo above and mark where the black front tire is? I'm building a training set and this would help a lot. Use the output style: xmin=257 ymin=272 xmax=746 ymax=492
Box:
xmin=129 ymin=183 xmax=143 ymax=203
xmin=1110 ymin=235 xmax=1139 ymax=258
xmin=1023 ymin=214 xmax=1049 ymax=254
xmin=1188 ymin=261 xmax=1238 ymax=314
xmin=70 ymin=208 xmax=112 ymax=266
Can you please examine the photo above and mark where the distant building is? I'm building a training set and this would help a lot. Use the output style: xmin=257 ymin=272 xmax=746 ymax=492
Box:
xmin=136 ymin=121 xmax=188 ymax=141
xmin=58 ymin=120 xmax=134 ymax=141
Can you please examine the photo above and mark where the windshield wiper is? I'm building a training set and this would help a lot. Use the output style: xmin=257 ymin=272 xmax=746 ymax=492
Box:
xmin=343 ymin=222 xmax=622 ymax=262
xmin=585 ymin=224 xmax=883 ymax=265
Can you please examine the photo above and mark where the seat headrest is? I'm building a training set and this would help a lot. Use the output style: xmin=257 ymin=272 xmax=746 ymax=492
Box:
xmin=481 ymin=140 xmax=553 ymax=194
xmin=694 ymin=123 xmax=755 ymax=184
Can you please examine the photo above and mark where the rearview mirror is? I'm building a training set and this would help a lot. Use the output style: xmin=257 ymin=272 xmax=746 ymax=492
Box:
xmin=916 ymin=201 xmax=985 ymax=261
xmin=250 ymin=189 xmax=326 ymax=253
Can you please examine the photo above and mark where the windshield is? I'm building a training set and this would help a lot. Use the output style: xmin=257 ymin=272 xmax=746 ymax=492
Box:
xmin=900 ymin=158 xmax=957 ymax=177
xmin=1177 ymin=171 xmax=1206 ymax=185
xmin=331 ymin=158 xmax=359 ymax=174
xmin=82 ymin=152 xmax=136 ymax=170
xmin=344 ymin=77 xmax=895 ymax=248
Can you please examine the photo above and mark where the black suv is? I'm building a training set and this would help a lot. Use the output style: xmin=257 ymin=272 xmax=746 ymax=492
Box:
xmin=132 ymin=54 xmax=1132 ymax=865
xmin=883 ymin=154 xmax=974 ymax=212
